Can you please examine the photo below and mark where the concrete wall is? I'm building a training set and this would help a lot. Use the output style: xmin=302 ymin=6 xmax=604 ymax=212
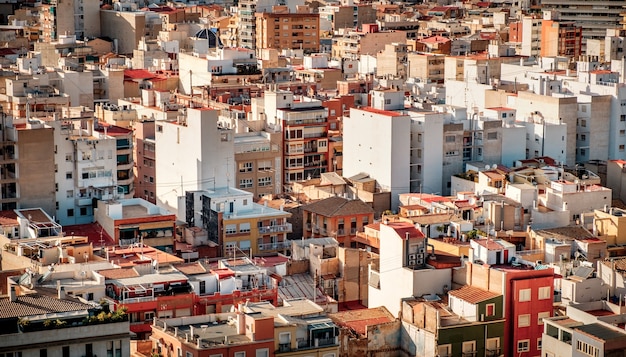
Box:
xmin=17 ymin=128 xmax=56 ymax=216
xmin=100 ymin=11 xmax=145 ymax=55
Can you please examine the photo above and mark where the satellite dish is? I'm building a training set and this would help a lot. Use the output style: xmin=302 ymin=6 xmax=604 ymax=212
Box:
xmin=485 ymin=165 xmax=490 ymax=170
xmin=492 ymin=164 xmax=498 ymax=169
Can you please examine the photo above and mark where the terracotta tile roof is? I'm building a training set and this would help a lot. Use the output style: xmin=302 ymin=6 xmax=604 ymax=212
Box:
xmin=383 ymin=221 xmax=425 ymax=239
xmin=124 ymin=69 xmax=155 ymax=80
xmin=329 ymin=306 xmax=394 ymax=336
xmin=303 ymin=196 xmax=374 ymax=217
xmin=448 ymin=285 xmax=500 ymax=304
xmin=175 ymin=262 xmax=208 ymax=275
xmin=97 ymin=267 xmax=139 ymax=280
xmin=0 ymin=210 xmax=18 ymax=226
xmin=0 ymin=293 xmax=92 ymax=319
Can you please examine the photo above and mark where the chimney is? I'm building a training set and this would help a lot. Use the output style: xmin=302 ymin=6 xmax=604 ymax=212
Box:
xmin=9 ymin=286 xmax=17 ymax=302
xmin=58 ymin=286 xmax=66 ymax=299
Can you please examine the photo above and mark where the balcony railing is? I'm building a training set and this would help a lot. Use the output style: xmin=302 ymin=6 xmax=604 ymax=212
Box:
xmin=258 ymin=223 xmax=292 ymax=234
xmin=278 ymin=343 xmax=291 ymax=352
xmin=462 ymin=351 xmax=477 ymax=357
xmin=486 ymin=348 xmax=502 ymax=357
xmin=258 ymin=241 xmax=291 ymax=251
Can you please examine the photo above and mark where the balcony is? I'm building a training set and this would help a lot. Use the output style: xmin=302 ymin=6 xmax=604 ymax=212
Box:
xmin=462 ymin=351 xmax=477 ymax=357
xmin=258 ymin=241 xmax=291 ymax=251
xmin=486 ymin=348 xmax=503 ymax=357
xmin=258 ymin=223 xmax=292 ymax=234
xmin=278 ymin=343 xmax=292 ymax=352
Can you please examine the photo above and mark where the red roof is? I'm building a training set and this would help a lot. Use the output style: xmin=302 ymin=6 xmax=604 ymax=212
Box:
xmin=449 ymin=285 xmax=500 ymax=304
xmin=360 ymin=106 xmax=405 ymax=117
xmin=64 ymin=222 xmax=115 ymax=246
xmin=124 ymin=69 xmax=156 ymax=80
xmin=384 ymin=221 xmax=425 ymax=239
xmin=420 ymin=36 xmax=451 ymax=44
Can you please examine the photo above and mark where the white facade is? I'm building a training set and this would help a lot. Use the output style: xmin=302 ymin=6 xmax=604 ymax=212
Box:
xmin=51 ymin=113 xmax=118 ymax=225
xmin=368 ymin=222 xmax=451 ymax=318
xmin=155 ymin=108 xmax=234 ymax=214
xmin=344 ymin=101 xmax=410 ymax=210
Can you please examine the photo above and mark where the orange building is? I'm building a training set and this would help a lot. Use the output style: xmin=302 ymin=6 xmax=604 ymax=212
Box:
xmin=255 ymin=7 xmax=320 ymax=54
xmin=541 ymin=12 xmax=583 ymax=58
xmin=303 ymin=196 xmax=375 ymax=247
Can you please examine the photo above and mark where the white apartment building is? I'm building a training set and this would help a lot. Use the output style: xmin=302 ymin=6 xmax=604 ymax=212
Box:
xmin=155 ymin=108 xmax=234 ymax=214
xmin=52 ymin=107 xmax=119 ymax=225
xmin=368 ymin=221 xmax=451 ymax=318
xmin=344 ymin=89 xmax=410 ymax=210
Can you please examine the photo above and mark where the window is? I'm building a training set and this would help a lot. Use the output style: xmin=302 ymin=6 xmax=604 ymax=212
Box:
xmin=258 ymin=177 xmax=272 ymax=187
xmin=318 ymin=140 xmax=327 ymax=148
xmin=519 ymin=288 xmax=531 ymax=302
xmin=486 ymin=303 xmax=495 ymax=316
xmin=538 ymin=286 xmax=551 ymax=300
xmin=65 ymin=153 xmax=73 ymax=162
xmin=621 ymin=129 xmax=625 ymax=136
xmin=239 ymin=162 xmax=253 ymax=172
xmin=40 ymin=349 xmax=47 ymax=357
xmin=225 ymin=224 xmax=237 ymax=234
xmin=186 ymin=353 xmax=193 ymax=357
xmin=66 ymin=190 xmax=74 ymax=198
xmin=62 ymin=347 xmax=70 ymax=357
xmin=258 ymin=160 xmax=272 ymax=171
xmin=66 ymin=172 xmax=72 ymax=179
xmin=255 ymin=349 xmax=269 ymax=357
xmin=580 ymin=119 xmax=587 ymax=127
xmin=487 ymin=132 xmax=497 ymax=140
xmin=157 ymin=125 xmax=163 ymax=132
xmin=537 ymin=338 xmax=542 ymax=350
xmin=239 ymin=179 xmax=253 ymax=188
xmin=620 ymin=145 xmax=625 ymax=152
xmin=82 ymin=150 xmax=92 ymax=161
xmin=538 ymin=311 xmax=550 ymax=325
xmin=518 ymin=314 xmax=530 ymax=327
xmin=445 ymin=135 xmax=455 ymax=143
xmin=462 ymin=341 xmax=476 ymax=354
xmin=384 ymin=99 xmax=391 ymax=105
xmin=234 ymin=352 xmax=246 ymax=357
xmin=239 ymin=223 xmax=251 ymax=233
xmin=67 ymin=209 xmax=74 ymax=217
xmin=517 ymin=340 xmax=530 ymax=352
xmin=576 ymin=340 xmax=599 ymax=357
xmin=437 ymin=345 xmax=451 ymax=357
xmin=80 ymin=207 xmax=88 ymax=216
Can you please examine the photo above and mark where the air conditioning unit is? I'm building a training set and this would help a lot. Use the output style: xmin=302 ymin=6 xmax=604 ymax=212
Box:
xmin=417 ymin=254 xmax=424 ymax=260
xmin=409 ymin=259 xmax=417 ymax=266
xmin=419 ymin=248 xmax=425 ymax=254
xmin=408 ymin=254 xmax=417 ymax=260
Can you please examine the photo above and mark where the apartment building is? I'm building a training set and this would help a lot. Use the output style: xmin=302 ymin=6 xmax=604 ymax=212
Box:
xmin=402 ymin=285 xmax=506 ymax=357
xmin=255 ymin=7 xmax=320 ymax=54
xmin=0 ymin=111 xmax=55 ymax=213
xmin=37 ymin=0 xmax=100 ymax=42
xmin=184 ymin=187 xmax=292 ymax=257
xmin=234 ymin=132 xmax=281 ymax=198
xmin=302 ymin=196 xmax=374 ymax=247
xmin=368 ymin=221 xmax=452 ymax=318
xmin=463 ymin=261 xmax=555 ymax=357
xmin=154 ymin=108 xmax=234 ymax=215
xmin=258 ymin=89 xmax=330 ymax=185
xmin=541 ymin=11 xmax=583 ymax=58
xmin=331 ymin=24 xmax=407 ymax=59
xmin=237 ymin=0 xmax=304 ymax=50
xmin=93 ymin=123 xmax=135 ymax=199
xmin=407 ymin=52 xmax=445 ymax=83
xmin=318 ymin=4 xmax=376 ymax=33
xmin=540 ymin=0 xmax=624 ymax=41
xmin=52 ymin=107 xmax=120 ymax=226
xmin=376 ymin=43 xmax=408 ymax=79
xmin=0 ymin=286 xmax=130 ymax=357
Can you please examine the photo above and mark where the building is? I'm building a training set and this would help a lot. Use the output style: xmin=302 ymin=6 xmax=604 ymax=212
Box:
xmin=462 ymin=261 xmax=555 ymax=357
xmin=52 ymin=107 xmax=120 ymax=226
xmin=184 ymin=187 xmax=292 ymax=256
xmin=402 ymin=285 xmax=506 ymax=357
xmin=94 ymin=198 xmax=176 ymax=248
xmin=0 ymin=110 xmax=55 ymax=213
xmin=368 ymin=221 xmax=452 ymax=318
xmin=237 ymin=0 xmax=305 ymax=50
xmin=155 ymin=108 xmax=234 ymax=215
xmin=540 ymin=0 xmax=624 ymax=42
xmin=234 ymin=132 xmax=281 ymax=199
xmin=255 ymin=7 xmax=320 ymax=54
xmin=0 ymin=285 xmax=130 ymax=357
xmin=542 ymin=301 xmax=626 ymax=357
xmin=94 ymin=123 xmax=135 ymax=199
xmin=302 ymin=196 xmax=375 ymax=247
xmin=343 ymin=89 xmax=410 ymax=210
xmin=37 ymin=0 xmax=100 ymax=42
xmin=258 ymin=89 xmax=330 ymax=185
xmin=540 ymin=11 xmax=583 ymax=58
